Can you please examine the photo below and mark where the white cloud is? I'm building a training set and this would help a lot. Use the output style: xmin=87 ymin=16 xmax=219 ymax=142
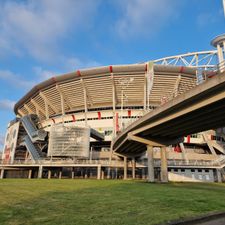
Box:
xmin=0 ymin=70 xmax=35 ymax=89
xmin=0 ymin=0 xmax=100 ymax=62
xmin=0 ymin=99 xmax=15 ymax=111
xmin=33 ymin=57 xmax=101 ymax=82
xmin=114 ymin=0 xmax=181 ymax=38
xmin=63 ymin=57 xmax=101 ymax=71
xmin=33 ymin=66 xmax=57 ymax=81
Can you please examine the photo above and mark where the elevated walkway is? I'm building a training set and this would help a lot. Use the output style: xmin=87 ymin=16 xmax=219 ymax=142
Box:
xmin=20 ymin=115 xmax=47 ymax=142
xmin=19 ymin=114 xmax=47 ymax=160
xmin=20 ymin=135 xmax=41 ymax=160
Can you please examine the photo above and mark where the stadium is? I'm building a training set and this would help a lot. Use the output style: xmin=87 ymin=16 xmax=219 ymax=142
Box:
xmin=1 ymin=34 xmax=225 ymax=182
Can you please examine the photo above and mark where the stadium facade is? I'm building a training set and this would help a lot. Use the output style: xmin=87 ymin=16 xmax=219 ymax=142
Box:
xmin=1 ymin=34 xmax=225 ymax=182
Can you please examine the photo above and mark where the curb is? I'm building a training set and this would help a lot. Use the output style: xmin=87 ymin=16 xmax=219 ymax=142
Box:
xmin=163 ymin=211 xmax=225 ymax=225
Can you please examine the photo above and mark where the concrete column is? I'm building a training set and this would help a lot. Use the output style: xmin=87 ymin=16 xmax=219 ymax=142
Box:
xmin=48 ymin=170 xmax=51 ymax=179
xmin=97 ymin=165 xmax=101 ymax=180
xmin=59 ymin=170 xmax=62 ymax=179
xmin=142 ymin=168 xmax=145 ymax=179
xmin=217 ymin=169 xmax=222 ymax=183
xmin=107 ymin=167 xmax=110 ymax=179
xmin=101 ymin=170 xmax=105 ymax=179
xmin=217 ymin=44 xmax=224 ymax=63
xmin=28 ymin=169 xmax=32 ymax=179
xmin=71 ymin=168 xmax=74 ymax=179
xmin=160 ymin=146 xmax=168 ymax=183
xmin=132 ymin=157 xmax=136 ymax=179
xmin=124 ymin=156 xmax=127 ymax=180
xmin=0 ymin=169 xmax=4 ymax=179
xmin=38 ymin=166 xmax=43 ymax=179
xmin=147 ymin=145 xmax=154 ymax=182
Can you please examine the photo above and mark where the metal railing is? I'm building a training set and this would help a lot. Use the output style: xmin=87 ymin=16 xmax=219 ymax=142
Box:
xmin=136 ymin=159 xmax=218 ymax=167
xmin=1 ymin=157 xmax=224 ymax=168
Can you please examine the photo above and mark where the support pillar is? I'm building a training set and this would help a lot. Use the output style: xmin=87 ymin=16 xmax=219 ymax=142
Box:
xmin=160 ymin=146 xmax=168 ymax=183
xmin=107 ymin=167 xmax=110 ymax=179
xmin=48 ymin=170 xmax=51 ymax=179
xmin=147 ymin=145 xmax=154 ymax=182
xmin=124 ymin=156 xmax=127 ymax=180
xmin=38 ymin=166 xmax=43 ymax=179
xmin=97 ymin=165 xmax=101 ymax=180
xmin=59 ymin=169 xmax=62 ymax=179
xmin=0 ymin=168 xmax=4 ymax=179
xmin=217 ymin=169 xmax=222 ymax=183
xmin=28 ymin=169 xmax=32 ymax=179
xmin=101 ymin=170 xmax=105 ymax=179
xmin=142 ymin=168 xmax=145 ymax=180
xmin=71 ymin=168 xmax=74 ymax=179
xmin=132 ymin=157 xmax=136 ymax=179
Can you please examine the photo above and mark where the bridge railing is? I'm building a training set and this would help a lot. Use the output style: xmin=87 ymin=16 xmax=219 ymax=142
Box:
xmin=136 ymin=159 xmax=220 ymax=167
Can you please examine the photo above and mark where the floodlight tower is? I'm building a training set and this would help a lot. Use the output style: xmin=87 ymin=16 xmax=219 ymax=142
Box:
xmin=211 ymin=34 xmax=225 ymax=63
xmin=223 ymin=0 xmax=225 ymax=17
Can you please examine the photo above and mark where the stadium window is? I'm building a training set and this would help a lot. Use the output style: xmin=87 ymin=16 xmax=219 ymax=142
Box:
xmin=205 ymin=169 xmax=209 ymax=173
xmin=198 ymin=169 xmax=202 ymax=172
xmin=191 ymin=169 xmax=195 ymax=172
xmin=174 ymin=168 xmax=178 ymax=172
xmin=181 ymin=169 xmax=185 ymax=172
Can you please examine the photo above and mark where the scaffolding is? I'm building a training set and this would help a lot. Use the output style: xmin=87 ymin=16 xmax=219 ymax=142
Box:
xmin=48 ymin=125 xmax=90 ymax=158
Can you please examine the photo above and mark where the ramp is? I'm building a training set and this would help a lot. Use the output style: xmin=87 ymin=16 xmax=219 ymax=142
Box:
xmin=20 ymin=115 xmax=47 ymax=142
xmin=90 ymin=128 xmax=104 ymax=141
xmin=21 ymin=135 xmax=41 ymax=160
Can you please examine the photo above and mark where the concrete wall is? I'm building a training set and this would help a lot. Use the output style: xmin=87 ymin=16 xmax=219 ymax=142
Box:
xmin=168 ymin=168 xmax=214 ymax=182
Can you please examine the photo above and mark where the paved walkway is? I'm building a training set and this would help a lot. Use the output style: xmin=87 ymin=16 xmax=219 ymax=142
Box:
xmin=195 ymin=217 xmax=225 ymax=225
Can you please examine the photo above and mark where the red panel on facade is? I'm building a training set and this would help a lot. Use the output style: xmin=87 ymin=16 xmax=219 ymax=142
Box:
xmin=187 ymin=135 xmax=191 ymax=143
xmin=72 ymin=115 xmax=76 ymax=122
xmin=98 ymin=112 xmax=101 ymax=120
xmin=179 ymin=66 xmax=184 ymax=73
xmin=174 ymin=145 xmax=181 ymax=153
xmin=109 ymin=65 xmax=113 ymax=73
xmin=77 ymin=70 xmax=81 ymax=76
xmin=145 ymin=64 xmax=148 ymax=71
xmin=128 ymin=110 xmax=131 ymax=117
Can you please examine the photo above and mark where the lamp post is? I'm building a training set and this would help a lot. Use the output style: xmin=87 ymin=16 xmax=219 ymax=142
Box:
xmin=118 ymin=77 xmax=134 ymax=131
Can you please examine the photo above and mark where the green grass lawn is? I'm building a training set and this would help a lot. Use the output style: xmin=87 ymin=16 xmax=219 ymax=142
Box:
xmin=0 ymin=180 xmax=225 ymax=225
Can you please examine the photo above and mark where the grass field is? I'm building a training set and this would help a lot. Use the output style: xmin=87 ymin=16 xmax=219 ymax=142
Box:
xmin=0 ymin=180 xmax=225 ymax=225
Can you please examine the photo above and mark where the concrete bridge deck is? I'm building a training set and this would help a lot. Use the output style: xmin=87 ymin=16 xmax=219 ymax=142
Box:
xmin=113 ymin=70 xmax=225 ymax=156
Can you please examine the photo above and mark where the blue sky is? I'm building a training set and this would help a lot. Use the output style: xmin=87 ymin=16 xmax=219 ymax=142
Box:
xmin=0 ymin=0 xmax=224 ymax=149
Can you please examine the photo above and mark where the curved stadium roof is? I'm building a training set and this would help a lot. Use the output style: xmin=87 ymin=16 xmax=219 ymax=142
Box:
xmin=14 ymin=63 xmax=197 ymax=121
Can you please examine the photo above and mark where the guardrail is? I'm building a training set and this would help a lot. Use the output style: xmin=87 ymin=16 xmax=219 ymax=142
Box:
xmin=1 ymin=157 xmax=224 ymax=168
xmin=0 ymin=159 xmax=126 ymax=167
xmin=136 ymin=159 xmax=220 ymax=167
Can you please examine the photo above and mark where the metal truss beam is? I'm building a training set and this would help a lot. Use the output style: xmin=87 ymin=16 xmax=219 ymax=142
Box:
xmin=153 ymin=50 xmax=218 ymax=69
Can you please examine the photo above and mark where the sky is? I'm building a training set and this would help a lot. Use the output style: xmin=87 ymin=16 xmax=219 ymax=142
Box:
xmin=0 ymin=0 xmax=224 ymax=150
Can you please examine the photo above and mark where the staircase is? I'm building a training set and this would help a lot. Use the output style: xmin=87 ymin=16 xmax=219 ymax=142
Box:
xmin=19 ymin=114 xmax=47 ymax=161
xmin=21 ymin=135 xmax=41 ymax=160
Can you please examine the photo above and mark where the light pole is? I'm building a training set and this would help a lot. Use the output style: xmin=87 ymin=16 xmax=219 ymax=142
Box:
xmin=118 ymin=77 xmax=134 ymax=130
